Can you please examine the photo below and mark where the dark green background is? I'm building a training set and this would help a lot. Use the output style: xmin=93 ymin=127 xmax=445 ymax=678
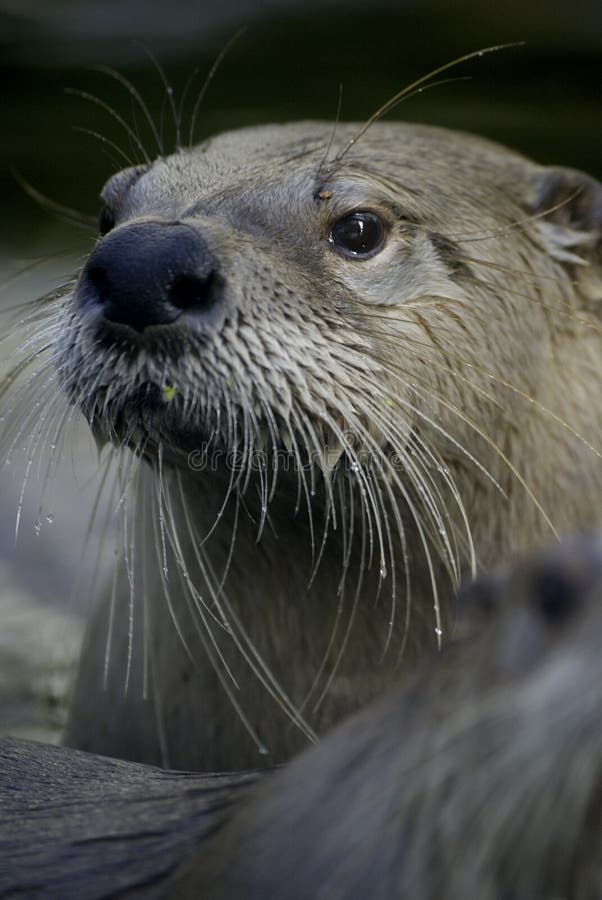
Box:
xmin=1 ymin=0 xmax=601 ymax=256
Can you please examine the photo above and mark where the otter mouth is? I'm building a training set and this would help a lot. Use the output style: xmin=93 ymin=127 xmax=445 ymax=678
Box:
xmin=59 ymin=290 xmax=356 ymax=476
xmin=58 ymin=213 xmax=403 ymax=482
xmin=65 ymin=324 xmax=352 ymax=478
xmin=83 ymin=382 xmax=353 ymax=477
xmin=59 ymin=299 xmax=408 ymax=490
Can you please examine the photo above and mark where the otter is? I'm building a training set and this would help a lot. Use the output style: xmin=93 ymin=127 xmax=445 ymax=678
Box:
xmin=175 ymin=534 xmax=602 ymax=899
xmin=3 ymin=115 xmax=601 ymax=772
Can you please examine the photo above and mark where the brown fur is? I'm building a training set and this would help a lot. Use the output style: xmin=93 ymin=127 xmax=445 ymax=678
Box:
xmin=5 ymin=120 xmax=600 ymax=770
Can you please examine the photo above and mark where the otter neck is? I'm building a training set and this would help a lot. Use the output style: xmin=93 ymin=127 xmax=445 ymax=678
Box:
xmin=138 ymin=462 xmax=452 ymax=769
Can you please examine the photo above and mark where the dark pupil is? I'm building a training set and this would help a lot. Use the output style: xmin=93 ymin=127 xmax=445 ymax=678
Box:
xmin=332 ymin=213 xmax=382 ymax=256
xmin=99 ymin=206 xmax=115 ymax=237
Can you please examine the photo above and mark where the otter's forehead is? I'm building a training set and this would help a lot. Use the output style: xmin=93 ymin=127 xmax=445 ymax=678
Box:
xmin=110 ymin=122 xmax=334 ymax=220
xmin=103 ymin=120 xmax=532 ymax=226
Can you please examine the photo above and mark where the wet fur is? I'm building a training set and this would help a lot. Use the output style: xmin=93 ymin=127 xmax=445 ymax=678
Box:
xmin=2 ymin=117 xmax=601 ymax=771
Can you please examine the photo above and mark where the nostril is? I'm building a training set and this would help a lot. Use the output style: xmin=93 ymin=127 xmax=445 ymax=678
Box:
xmin=531 ymin=566 xmax=581 ymax=627
xmin=167 ymin=271 xmax=216 ymax=312
xmin=87 ymin=266 xmax=111 ymax=302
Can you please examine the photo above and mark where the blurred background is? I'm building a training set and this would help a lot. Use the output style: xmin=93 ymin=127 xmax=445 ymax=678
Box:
xmin=0 ymin=0 xmax=600 ymax=744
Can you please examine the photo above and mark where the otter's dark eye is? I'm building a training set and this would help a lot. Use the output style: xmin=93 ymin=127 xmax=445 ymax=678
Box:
xmin=329 ymin=211 xmax=385 ymax=259
xmin=99 ymin=205 xmax=115 ymax=237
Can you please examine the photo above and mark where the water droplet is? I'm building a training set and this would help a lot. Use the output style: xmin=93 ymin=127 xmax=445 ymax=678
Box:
xmin=45 ymin=513 xmax=54 ymax=525
xmin=162 ymin=566 xmax=169 ymax=577
xmin=258 ymin=744 xmax=269 ymax=756
xmin=34 ymin=520 xmax=41 ymax=535
xmin=434 ymin=627 xmax=443 ymax=637
xmin=379 ymin=566 xmax=387 ymax=579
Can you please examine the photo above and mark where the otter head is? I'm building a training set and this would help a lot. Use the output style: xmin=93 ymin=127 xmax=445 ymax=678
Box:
xmin=56 ymin=123 xmax=602 ymax=562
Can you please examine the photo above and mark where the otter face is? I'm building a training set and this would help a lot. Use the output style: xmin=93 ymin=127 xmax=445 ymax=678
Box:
xmin=54 ymin=121 xmax=602 ymax=551
xmin=57 ymin=125 xmax=394 ymax=468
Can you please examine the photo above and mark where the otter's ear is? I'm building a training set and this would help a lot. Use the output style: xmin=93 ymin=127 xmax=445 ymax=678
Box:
xmin=530 ymin=167 xmax=602 ymax=308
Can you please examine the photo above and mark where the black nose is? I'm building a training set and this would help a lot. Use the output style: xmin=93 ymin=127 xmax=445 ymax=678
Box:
xmin=77 ymin=222 xmax=220 ymax=332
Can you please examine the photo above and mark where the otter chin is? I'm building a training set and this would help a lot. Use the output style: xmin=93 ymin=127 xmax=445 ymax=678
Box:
xmin=13 ymin=118 xmax=599 ymax=771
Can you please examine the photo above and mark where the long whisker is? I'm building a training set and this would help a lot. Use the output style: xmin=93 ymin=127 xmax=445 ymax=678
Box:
xmin=0 ymin=254 xmax=76 ymax=300
xmin=360 ymin=311 xmax=601 ymax=459
xmin=72 ymin=126 xmax=136 ymax=170
xmin=434 ymin=187 xmax=584 ymax=243
xmin=341 ymin=406 xmax=445 ymax=646
xmin=332 ymin=43 xmax=524 ymax=164
xmin=315 ymin=82 xmax=344 ymax=182
xmin=90 ymin=63 xmax=163 ymax=156
xmin=378 ymin=354 xmax=558 ymax=537
xmin=459 ymin=265 xmax=602 ymax=335
xmin=177 ymin=476 xmax=320 ymax=745
xmin=188 ymin=27 xmax=247 ymax=148
xmin=10 ymin=168 xmax=97 ymax=231
xmin=310 ymin=495 xmax=368 ymax=713
xmin=137 ymin=44 xmax=179 ymax=151
xmin=65 ymin=88 xmax=152 ymax=164
xmin=297 ymin=475 xmax=356 ymax=714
